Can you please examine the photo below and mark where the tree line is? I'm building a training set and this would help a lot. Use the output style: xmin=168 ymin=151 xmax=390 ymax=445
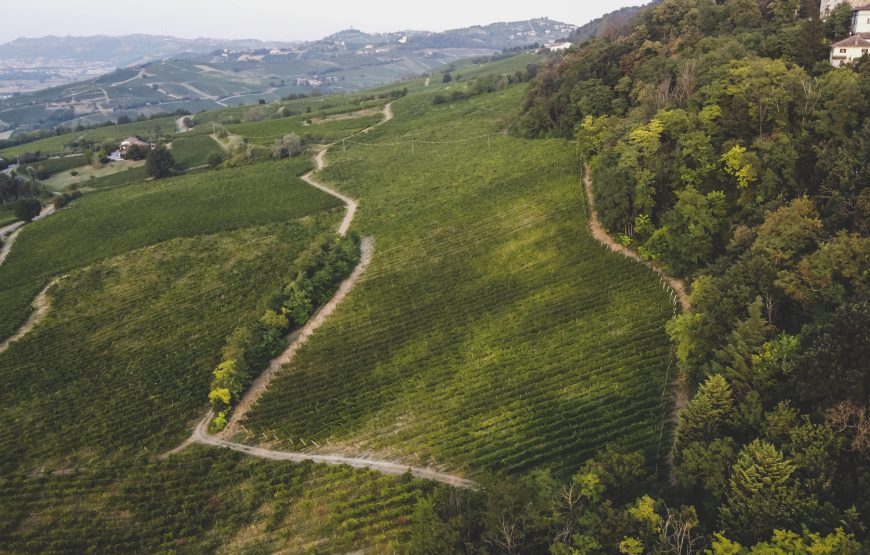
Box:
xmin=209 ymin=234 xmax=361 ymax=430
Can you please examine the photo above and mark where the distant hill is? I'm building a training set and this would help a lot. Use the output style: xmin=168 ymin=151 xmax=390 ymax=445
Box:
xmin=0 ymin=18 xmax=578 ymax=133
xmin=0 ymin=34 xmax=298 ymax=67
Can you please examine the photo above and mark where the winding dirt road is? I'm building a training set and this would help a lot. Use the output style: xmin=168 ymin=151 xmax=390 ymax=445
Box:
xmin=582 ymin=164 xmax=691 ymax=483
xmin=175 ymin=116 xmax=191 ymax=133
xmin=0 ymin=278 xmax=61 ymax=356
xmin=192 ymin=412 xmax=475 ymax=488
xmin=582 ymin=166 xmax=690 ymax=312
xmin=301 ymin=148 xmax=358 ymax=237
xmin=0 ymin=205 xmax=55 ymax=268
xmin=221 ymin=237 xmax=374 ymax=437
xmin=162 ymin=102 xmax=479 ymax=488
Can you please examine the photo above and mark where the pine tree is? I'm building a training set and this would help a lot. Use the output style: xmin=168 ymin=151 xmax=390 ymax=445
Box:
xmin=677 ymin=374 xmax=734 ymax=444
xmin=720 ymin=440 xmax=799 ymax=542
xmin=711 ymin=297 xmax=774 ymax=397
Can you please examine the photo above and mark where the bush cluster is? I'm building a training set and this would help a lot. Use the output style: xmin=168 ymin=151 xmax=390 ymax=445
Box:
xmin=208 ymin=234 xmax=360 ymax=429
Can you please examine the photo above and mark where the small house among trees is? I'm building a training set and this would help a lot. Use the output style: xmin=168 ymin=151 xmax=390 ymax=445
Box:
xmin=829 ymin=4 xmax=870 ymax=65
xmin=118 ymin=136 xmax=154 ymax=157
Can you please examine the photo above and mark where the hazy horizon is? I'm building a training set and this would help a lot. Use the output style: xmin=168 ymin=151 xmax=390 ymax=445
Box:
xmin=0 ymin=0 xmax=643 ymax=44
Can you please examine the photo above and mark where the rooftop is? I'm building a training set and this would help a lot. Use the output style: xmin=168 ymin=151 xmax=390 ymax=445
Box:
xmin=832 ymin=32 xmax=870 ymax=47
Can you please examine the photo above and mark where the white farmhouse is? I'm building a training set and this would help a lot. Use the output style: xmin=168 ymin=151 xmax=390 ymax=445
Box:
xmin=829 ymin=4 xmax=870 ymax=65
xmin=853 ymin=4 xmax=870 ymax=31
xmin=831 ymin=33 xmax=870 ymax=65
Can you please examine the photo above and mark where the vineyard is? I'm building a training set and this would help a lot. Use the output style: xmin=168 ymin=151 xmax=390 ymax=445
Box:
xmin=0 ymin=447 xmax=434 ymax=552
xmin=242 ymin=85 xmax=676 ymax=478
xmin=0 ymin=54 xmax=681 ymax=551
xmin=190 ymin=95 xmax=388 ymax=131
xmin=228 ymin=113 xmax=384 ymax=146
xmin=0 ymin=139 xmax=423 ymax=549
xmin=0 ymin=156 xmax=337 ymax=339
xmin=170 ymin=134 xmax=225 ymax=170
xmin=0 ymin=215 xmax=341 ymax=471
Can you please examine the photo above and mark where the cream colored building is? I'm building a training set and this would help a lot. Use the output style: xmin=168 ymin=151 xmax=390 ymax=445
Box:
xmin=830 ymin=33 xmax=870 ymax=66
xmin=852 ymin=6 xmax=870 ymax=32
xmin=829 ymin=4 xmax=870 ymax=65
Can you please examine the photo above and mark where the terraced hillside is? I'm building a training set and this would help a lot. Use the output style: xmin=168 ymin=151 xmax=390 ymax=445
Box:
xmin=242 ymin=85 xmax=676 ymax=478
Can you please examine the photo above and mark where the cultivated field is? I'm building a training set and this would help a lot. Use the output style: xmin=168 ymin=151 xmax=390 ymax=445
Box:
xmin=229 ymin=113 xmax=384 ymax=146
xmin=170 ymin=134 xmax=225 ymax=169
xmin=0 ymin=446 xmax=433 ymax=552
xmin=0 ymin=145 xmax=430 ymax=551
xmin=0 ymin=157 xmax=335 ymax=341
xmin=242 ymin=85 xmax=675 ymax=478
xmin=0 ymin=55 xmax=678 ymax=551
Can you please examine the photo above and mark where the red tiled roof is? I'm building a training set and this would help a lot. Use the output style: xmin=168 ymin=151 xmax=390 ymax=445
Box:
xmin=832 ymin=32 xmax=870 ymax=47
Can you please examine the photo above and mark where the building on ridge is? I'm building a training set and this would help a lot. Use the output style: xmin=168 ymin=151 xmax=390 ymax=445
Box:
xmin=829 ymin=4 xmax=870 ymax=65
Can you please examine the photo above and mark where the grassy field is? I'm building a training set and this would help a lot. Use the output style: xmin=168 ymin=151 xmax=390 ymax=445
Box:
xmin=242 ymin=85 xmax=675 ymax=478
xmin=76 ymin=165 xmax=149 ymax=190
xmin=0 ymin=156 xmax=332 ymax=340
xmin=189 ymin=93 xmax=387 ymax=130
xmin=0 ymin=205 xmax=16 ymax=227
xmin=26 ymin=154 xmax=86 ymax=176
xmin=228 ymin=113 xmax=384 ymax=146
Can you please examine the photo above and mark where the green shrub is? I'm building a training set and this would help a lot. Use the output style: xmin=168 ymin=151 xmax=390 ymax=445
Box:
xmin=207 ymin=234 xmax=360 ymax=426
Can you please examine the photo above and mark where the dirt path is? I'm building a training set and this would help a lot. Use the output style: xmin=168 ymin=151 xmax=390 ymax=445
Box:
xmin=0 ymin=205 xmax=56 ymax=269
xmin=181 ymin=82 xmax=219 ymax=102
xmin=110 ymin=68 xmax=145 ymax=87
xmin=299 ymin=102 xmax=391 ymax=237
xmin=0 ymin=278 xmax=61 ymax=356
xmin=301 ymin=150 xmax=358 ymax=236
xmin=0 ymin=228 xmax=22 ymax=267
xmin=217 ymin=103 xmax=388 ymax=423
xmin=582 ymin=166 xmax=690 ymax=311
xmin=175 ymin=116 xmax=191 ymax=133
xmin=159 ymin=102 xmax=481 ymax=488
xmin=191 ymin=411 xmax=475 ymax=488
xmin=209 ymin=134 xmax=229 ymax=152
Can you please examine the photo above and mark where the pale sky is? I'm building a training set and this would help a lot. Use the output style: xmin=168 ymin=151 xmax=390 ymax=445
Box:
xmin=0 ymin=0 xmax=644 ymax=44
